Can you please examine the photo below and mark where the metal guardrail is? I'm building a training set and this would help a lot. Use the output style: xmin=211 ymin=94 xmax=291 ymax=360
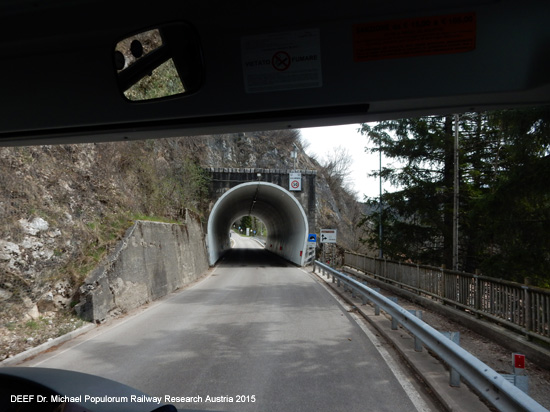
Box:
xmin=313 ymin=260 xmax=548 ymax=412
xmin=344 ymin=252 xmax=550 ymax=344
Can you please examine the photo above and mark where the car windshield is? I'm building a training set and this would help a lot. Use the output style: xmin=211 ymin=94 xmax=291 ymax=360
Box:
xmin=1 ymin=2 xmax=550 ymax=412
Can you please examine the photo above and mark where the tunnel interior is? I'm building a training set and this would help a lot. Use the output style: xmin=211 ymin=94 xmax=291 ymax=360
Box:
xmin=207 ymin=182 xmax=309 ymax=266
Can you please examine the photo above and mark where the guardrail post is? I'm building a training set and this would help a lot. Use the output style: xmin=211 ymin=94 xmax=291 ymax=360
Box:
xmin=360 ymin=280 xmax=369 ymax=305
xmin=349 ymin=277 xmax=358 ymax=297
xmin=389 ymin=297 xmax=399 ymax=329
xmin=441 ymin=332 xmax=461 ymax=387
xmin=372 ymin=288 xmax=381 ymax=315
xmin=407 ymin=310 xmax=423 ymax=352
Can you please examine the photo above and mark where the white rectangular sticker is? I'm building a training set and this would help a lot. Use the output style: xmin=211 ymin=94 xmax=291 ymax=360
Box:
xmin=320 ymin=229 xmax=337 ymax=244
xmin=242 ymin=29 xmax=322 ymax=93
xmin=289 ymin=172 xmax=302 ymax=191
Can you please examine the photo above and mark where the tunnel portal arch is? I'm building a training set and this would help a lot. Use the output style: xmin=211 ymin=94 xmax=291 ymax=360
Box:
xmin=207 ymin=182 xmax=309 ymax=266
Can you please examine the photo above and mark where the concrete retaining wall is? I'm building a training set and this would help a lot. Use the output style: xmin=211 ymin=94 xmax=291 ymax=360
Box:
xmin=75 ymin=211 xmax=208 ymax=322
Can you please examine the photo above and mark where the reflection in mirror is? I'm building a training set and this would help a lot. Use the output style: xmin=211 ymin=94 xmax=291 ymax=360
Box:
xmin=114 ymin=23 xmax=202 ymax=101
xmin=115 ymin=29 xmax=162 ymax=72
xmin=123 ymin=58 xmax=185 ymax=101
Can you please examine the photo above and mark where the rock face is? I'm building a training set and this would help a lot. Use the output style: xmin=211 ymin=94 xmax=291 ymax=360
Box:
xmin=0 ymin=218 xmax=58 ymax=272
xmin=75 ymin=212 xmax=208 ymax=323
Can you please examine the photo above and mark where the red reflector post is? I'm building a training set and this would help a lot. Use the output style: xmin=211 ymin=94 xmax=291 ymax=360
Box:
xmin=514 ymin=353 xmax=525 ymax=369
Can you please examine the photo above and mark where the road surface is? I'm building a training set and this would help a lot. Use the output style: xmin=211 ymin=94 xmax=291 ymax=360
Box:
xmin=20 ymin=235 xmax=434 ymax=412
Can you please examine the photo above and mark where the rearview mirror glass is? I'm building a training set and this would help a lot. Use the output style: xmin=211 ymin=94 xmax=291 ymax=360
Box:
xmin=114 ymin=22 xmax=203 ymax=101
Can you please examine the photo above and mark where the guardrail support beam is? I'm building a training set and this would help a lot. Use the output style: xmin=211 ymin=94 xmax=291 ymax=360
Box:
xmin=408 ymin=310 xmax=424 ymax=352
xmin=442 ymin=331 xmax=461 ymax=387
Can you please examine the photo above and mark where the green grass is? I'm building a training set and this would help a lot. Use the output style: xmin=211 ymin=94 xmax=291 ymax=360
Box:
xmin=25 ymin=320 xmax=40 ymax=330
xmin=50 ymin=212 xmax=185 ymax=286
xmin=5 ymin=322 xmax=17 ymax=331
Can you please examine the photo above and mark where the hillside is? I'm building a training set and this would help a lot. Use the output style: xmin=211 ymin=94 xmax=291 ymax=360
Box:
xmin=0 ymin=131 xmax=369 ymax=359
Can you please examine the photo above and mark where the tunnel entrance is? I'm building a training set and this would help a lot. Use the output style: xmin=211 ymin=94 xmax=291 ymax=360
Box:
xmin=207 ymin=182 xmax=309 ymax=266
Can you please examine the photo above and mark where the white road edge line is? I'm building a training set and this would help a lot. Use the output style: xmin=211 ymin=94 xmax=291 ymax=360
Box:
xmin=303 ymin=267 xmax=433 ymax=412
xmin=348 ymin=311 xmax=433 ymax=412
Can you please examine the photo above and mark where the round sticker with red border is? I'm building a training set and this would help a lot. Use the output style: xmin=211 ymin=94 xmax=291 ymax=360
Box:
xmin=272 ymin=51 xmax=291 ymax=71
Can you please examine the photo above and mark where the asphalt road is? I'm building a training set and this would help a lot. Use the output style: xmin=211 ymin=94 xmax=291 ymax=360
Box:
xmin=21 ymin=235 xmax=434 ymax=412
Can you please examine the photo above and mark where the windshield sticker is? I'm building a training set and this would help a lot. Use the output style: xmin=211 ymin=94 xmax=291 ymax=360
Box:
xmin=242 ymin=29 xmax=322 ymax=93
xmin=353 ymin=13 xmax=476 ymax=61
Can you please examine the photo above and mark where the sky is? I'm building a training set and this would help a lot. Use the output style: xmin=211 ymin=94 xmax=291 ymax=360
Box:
xmin=299 ymin=123 xmax=384 ymax=200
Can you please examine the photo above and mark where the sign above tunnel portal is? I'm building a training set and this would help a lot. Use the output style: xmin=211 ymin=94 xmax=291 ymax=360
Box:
xmin=308 ymin=234 xmax=317 ymax=243
xmin=289 ymin=172 xmax=302 ymax=191
xmin=320 ymin=229 xmax=337 ymax=243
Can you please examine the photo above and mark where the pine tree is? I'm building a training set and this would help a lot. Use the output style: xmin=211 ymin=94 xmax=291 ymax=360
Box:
xmin=473 ymin=107 xmax=550 ymax=284
xmin=360 ymin=115 xmax=457 ymax=267
xmin=359 ymin=107 xmax=550 ymax=285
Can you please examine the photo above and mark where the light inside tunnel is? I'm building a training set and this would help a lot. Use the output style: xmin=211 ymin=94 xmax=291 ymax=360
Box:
xmin=207 ymin=182 xmax=309 ymax=266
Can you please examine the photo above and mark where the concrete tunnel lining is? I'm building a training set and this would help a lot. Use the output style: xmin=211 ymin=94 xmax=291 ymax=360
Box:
xmin=207 ymin=182 xmax=309 ymax=266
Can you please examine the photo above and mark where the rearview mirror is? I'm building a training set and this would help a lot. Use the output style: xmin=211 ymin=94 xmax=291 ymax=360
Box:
xmin=114 ymin=22 xmax=203 ymax=101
